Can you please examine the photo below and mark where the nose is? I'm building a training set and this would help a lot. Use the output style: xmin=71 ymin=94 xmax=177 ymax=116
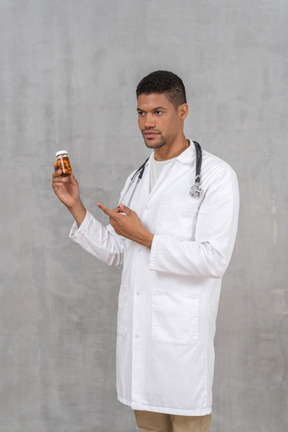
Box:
xmin=143 ymin=113 xmax=155 ymax=129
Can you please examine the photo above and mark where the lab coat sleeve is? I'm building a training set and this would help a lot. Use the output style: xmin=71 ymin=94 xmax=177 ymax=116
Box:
xmin=69 ymin=211 xmax=125 ymax=266
xmin=68 ymin=171 xmax=136 ymax=266
xmin=149 ymin=166 xmax=239 ymax=278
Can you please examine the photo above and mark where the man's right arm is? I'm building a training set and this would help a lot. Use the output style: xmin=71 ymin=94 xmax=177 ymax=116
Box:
xmin=52 ymin=163 xmax=125 ymax=266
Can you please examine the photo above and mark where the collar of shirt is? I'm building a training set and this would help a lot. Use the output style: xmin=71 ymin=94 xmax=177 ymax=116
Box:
xmin=175 ymin=140 xmax=196 ymax=165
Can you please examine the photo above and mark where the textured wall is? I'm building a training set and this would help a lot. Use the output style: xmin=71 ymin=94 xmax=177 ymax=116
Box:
xmin=0 ymin=1 xmax=287 ymax=431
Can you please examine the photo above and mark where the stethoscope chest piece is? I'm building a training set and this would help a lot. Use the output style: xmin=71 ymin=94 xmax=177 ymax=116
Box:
xmin=190 ymin=141 xmax=203 ymax=198
xmin=190 ymin=182 xmax=203 ymax=198
xmin=190 ymin=174 xmax=203 ymax=198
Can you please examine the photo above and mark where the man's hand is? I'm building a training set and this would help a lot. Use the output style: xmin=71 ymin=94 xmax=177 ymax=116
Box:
xmin=97 ymin=202 xmax=154 ymax=249
xmin=52 ymin=163 xmax=86 ymax=226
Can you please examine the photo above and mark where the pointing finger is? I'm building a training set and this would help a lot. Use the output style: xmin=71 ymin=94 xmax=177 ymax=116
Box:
xmin=97 ymin=202 xmax=114 ymax=217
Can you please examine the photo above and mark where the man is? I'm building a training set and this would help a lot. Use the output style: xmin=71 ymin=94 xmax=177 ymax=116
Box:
xmin=52 ymin=70 xmax=239 ymax=432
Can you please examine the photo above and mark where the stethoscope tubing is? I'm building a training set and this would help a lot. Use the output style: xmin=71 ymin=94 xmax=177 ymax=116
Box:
xmin=120 ymin=141 xmax=202 ymax=206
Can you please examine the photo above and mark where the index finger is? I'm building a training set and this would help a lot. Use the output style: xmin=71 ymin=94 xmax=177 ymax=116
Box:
xmin=97 ymin=202 xmax=114 ymax=217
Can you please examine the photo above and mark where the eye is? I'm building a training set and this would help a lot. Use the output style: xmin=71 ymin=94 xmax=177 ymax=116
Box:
xmin=155 ymin=110 xmax=163 ymax=115
xmin=137 ymin=111 xmax=145 ymax=117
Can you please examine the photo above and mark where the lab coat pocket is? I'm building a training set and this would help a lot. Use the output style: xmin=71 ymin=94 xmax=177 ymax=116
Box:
xmin=152 ymin=292 xmax=199 ymax=346
xmin=117 ymin=285 xmax=128 ymax=336
xmin=156 ymin=200 xmax=198 ymax=239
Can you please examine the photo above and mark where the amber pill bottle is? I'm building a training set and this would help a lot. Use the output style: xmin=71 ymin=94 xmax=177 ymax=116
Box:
xmin=55 ymin=150 xmax=72 ymax=177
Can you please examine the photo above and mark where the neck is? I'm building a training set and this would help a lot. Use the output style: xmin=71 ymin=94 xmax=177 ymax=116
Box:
xmin=154 ymin=135 xmax=189 ymax=161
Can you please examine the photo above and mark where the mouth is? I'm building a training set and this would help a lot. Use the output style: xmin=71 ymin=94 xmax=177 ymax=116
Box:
xmin=143 ymin=130 xmax=160 ymax=139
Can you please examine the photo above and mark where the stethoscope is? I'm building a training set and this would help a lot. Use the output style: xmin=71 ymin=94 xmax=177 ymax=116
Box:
xmin=121 ymin=141 xmax=203 ymax=207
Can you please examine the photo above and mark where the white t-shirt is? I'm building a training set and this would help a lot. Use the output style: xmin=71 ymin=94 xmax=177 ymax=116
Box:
xmin=150 ymin=156 xmax=176 ymax=191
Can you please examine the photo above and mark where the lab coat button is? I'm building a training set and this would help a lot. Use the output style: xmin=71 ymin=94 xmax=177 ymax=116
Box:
xmin=137 ymin=291 xmax=140 ymax=295
xmin=135 ymin=334 xmax=139 ymax=338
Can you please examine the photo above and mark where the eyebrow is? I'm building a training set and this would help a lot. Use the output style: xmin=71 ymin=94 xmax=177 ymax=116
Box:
xmin=137 ymin=106 xmax=167 ymax=112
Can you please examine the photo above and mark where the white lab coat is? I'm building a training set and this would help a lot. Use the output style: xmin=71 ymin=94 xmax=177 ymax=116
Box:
xmin=69 ymin=141 xmax=239 ymax=416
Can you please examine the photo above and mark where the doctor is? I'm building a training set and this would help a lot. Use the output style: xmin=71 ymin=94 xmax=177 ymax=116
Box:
xmin=52 ymin=70 xmax=239 ymax=432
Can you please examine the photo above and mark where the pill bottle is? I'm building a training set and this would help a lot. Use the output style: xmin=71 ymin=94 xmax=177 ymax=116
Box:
xmin=55 ymin=150 xmax=72 ymax=177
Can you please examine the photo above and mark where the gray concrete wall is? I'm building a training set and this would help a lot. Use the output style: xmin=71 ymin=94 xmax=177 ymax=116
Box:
xmin=0 ymin=1 xmax=287 ymax=431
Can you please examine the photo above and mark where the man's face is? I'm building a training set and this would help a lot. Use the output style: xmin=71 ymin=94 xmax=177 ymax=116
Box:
xmin=137 ymin=93 xmax=185 ymax=151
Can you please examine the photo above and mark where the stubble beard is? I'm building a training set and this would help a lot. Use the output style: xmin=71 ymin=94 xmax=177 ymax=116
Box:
xmin=143 ymin=134 xmax=167 ymax=149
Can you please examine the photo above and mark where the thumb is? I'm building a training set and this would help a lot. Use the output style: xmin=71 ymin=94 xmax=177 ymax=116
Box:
xmin=119 ymin=203 xmax=132 ymax=214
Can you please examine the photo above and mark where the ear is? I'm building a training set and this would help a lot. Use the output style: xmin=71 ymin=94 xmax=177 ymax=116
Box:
xmin=178 ymin=103 xmax=188 ymax=120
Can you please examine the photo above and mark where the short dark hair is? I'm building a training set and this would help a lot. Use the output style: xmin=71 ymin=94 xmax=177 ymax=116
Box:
xmin=136 ymin=70 xmax=187 ymax=108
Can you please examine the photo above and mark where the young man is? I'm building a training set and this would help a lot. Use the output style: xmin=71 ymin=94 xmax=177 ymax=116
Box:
xmin=52 ymin=71 xmax=239 ymax=432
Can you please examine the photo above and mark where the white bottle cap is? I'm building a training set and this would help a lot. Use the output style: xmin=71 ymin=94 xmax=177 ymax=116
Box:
xmin=55 ymin=150 xmax=68 ymax=157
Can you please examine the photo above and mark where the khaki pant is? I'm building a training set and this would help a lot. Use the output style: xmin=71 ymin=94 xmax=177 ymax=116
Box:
xmin=134 ymin=410 xmax=212 ymax=432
